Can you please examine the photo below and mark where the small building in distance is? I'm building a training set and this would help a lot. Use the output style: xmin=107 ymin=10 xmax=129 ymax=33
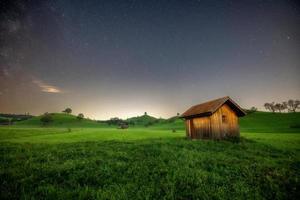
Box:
xmin=118 ymin=122 xmax=129 ymax=129
xmin=181 ymin=96 xmax=246 ymax=139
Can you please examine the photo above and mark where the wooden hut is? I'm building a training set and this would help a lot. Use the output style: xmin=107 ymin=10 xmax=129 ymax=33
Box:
xmin=181 ymin=96 xmax=246 ymax=139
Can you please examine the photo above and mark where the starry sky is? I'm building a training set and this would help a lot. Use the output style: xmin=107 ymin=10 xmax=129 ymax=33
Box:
xmin=0 ymin=0 xmax=299 ymax=119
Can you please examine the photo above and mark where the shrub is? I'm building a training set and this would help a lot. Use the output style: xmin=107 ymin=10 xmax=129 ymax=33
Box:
xmin=0 ymin=117 xmax=11 ymax=125
xmin=62 ymin=108 xmax=72 ymax=114
xmin=246 ymin=107 xmax=257 ymax=114
xmin=77 ymin=113 xmax=84 ymax=120
xmin=40 ymin=113 xmax=53 ymax=125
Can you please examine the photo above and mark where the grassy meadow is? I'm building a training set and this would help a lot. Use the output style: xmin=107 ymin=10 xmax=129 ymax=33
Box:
xmin=0 ymin=112 xmax=300 ymax=199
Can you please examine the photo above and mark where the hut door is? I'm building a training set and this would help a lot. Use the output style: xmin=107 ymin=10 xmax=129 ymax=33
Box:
xmin=222 ymin=115 xmax=228 ymax=137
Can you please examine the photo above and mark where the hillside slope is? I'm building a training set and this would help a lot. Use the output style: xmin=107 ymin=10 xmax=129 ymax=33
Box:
xmin=15 ymin=113 xmax=107 ymax=128
xmin=12 ymin=112 xmax=300 ymax=133
xmin=126 ymin=114 xmax=162 ymax=126
xmin=240 ymin=111 xmax=300 ymax=133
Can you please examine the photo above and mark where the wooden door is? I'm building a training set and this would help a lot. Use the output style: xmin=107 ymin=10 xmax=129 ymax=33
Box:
xmin=221 ymin=115 xmax=228 ymax=137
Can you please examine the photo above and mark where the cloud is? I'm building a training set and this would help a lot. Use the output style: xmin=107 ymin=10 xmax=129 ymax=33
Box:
xmin=32 ymin=79 xmax=63 ymax=93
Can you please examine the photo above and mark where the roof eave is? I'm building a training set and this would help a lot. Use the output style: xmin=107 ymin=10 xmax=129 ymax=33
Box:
xmin=180 ymin=111 xmax=212 ymax=119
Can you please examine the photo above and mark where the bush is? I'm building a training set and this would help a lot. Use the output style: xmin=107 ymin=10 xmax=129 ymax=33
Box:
xmin=246 ymin=107 xmax=257 ymax=114
xmin=77 ymin=113 xmax=84 ymax=120
xmin=62 ymin=108 xmax=72 ymax=114
xmin=0 ymin=117 xmax=11 ymax=125
xmin=107 ymin=117 xmax=125 ymax=126
xmin=40 ymin=113 xmax=53 ymax=125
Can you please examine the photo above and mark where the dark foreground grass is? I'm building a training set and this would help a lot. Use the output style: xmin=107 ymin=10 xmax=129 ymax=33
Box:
xmin=1 ymin=129 xmax=299 ymax=199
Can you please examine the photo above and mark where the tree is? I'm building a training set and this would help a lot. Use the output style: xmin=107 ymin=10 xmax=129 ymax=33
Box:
xmin=287 ymin=100 xmax=300 ymax=112
xmin=264 ymin=102 xmax=275 ymax=112
xmin=269 ymin=102 xmax=276 ymax=112
xmin=264 ymin=103 xmax=271 ymax=112
xmin=177 ymin=113 xmax=180 ymax=116
xmin=296 ymin=100 xmax=300 ymax=111
xmin=144 ymin=112 xmax=147 ymax=115
xmin=107 ymin=117 xmax=124 ymax=126
xmin=279 ymin=103 xmax=287 ymax=112
xmin=0 ymin=117 xmax=11 ymax=125
xmin=246 ymin=106 xmax=257 ymax=114
xmin=77 ymin=113 xmax=84 ymax=120
xmin=63 ymin=108 xmax=72 ymax=114
xmin=40 ymin=112 xmax=53 ymax=125
xmin=282 ymin=102 xmax=288 ymax=112
xmin=274 ymin=103 xmax=281 ymax=112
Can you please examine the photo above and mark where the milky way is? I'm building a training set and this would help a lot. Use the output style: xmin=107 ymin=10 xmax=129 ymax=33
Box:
xmin=0 ymin=0 xmax=299 ymax=119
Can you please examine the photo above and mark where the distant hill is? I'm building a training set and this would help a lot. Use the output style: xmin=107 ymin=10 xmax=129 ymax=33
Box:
xmin=14 ymin=113 xmax=167 ymax=128
xmin=126 ymin=114 xmax=162 ymax=126
xmin=15 ymin=113 xmax=107 ymax=128
xmin=10 ymin=111 xmax=300 ymax=133
xmin=150 ymin=117 xmax=185 ymax=130
xmin=240 ymin=111 xmax=300 ymax=133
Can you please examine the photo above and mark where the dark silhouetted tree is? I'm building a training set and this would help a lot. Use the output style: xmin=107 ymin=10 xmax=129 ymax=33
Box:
xmin=107 ymin=117 xmax=124 ymax=126
xmin=40 ymin=112 xmax=53 ymax=125
xmin=274 ymin=103 xmax=288 ymax=113
xmin=270 ymin=102 xmax=276 ymax=112
xmin=287 ymin=100 xmax=300 ymax=112
xmin=282 ymin=102 xmax=288 ymax=112
xmin=279 ymin=103 xmax=287 ymax=112
xmin=77 ymin=113 xmax=84 ymax=120
xmin=63 ymin=108 xmax=72 ymax=114
xmin=144 ymin=112 xmax=147 ymax=115
xmin=274 ymin=103 xmax=281 ymax=112
xmin=296 ymin=100 xmax=300 ymax=111
xmin=264 ymin=103 xmax=270 ymax=111
xmin=264 ymin=102 xmax=276 ymax=112
xmin=247 ymin=107 xmax=257 ymax=114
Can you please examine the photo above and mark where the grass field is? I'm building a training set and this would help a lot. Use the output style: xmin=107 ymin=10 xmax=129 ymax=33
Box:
xmin=0 ymin=112 xmax=300 ymax=199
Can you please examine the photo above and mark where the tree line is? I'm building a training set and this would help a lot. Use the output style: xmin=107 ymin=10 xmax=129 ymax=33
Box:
xmin=0 ymin=113 xmax=34 ymax=125
xmin=264 ymin=99 xmax=300 ymax=113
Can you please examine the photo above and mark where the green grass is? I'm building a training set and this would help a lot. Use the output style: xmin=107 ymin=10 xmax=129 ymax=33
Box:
xmin=14 ymin=112 xmax=300 ymax=133
xmin=15 ymin=113 xmax=108 ymax=128
xmin=240 ymin=112 xmax=300 ymax=133
xmin=1 ymin=112 xmax=300 ymax=199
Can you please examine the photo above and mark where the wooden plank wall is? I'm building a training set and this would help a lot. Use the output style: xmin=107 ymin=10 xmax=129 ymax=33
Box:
xmin=221 ymin=104 xmax=239 ymax=137
xmin=187 ymin=104 xmax=240 ymax=139
xmin=210 ymin=104 xmax=239 ymax=138
xmin=191 ymin=116 xmax=210 ymax=139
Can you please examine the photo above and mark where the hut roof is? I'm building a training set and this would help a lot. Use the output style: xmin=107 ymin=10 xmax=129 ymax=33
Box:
xmin=181 ymin=96 xmax=246 ymax=118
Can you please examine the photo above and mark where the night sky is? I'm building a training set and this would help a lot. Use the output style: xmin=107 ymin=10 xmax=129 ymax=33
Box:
xmin=0 ymin=0 xmax=299 ymax=119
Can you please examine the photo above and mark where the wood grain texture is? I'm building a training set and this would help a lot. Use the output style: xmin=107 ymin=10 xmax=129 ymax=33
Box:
xmin=186 ymin=104 xmax=240 ymax=139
